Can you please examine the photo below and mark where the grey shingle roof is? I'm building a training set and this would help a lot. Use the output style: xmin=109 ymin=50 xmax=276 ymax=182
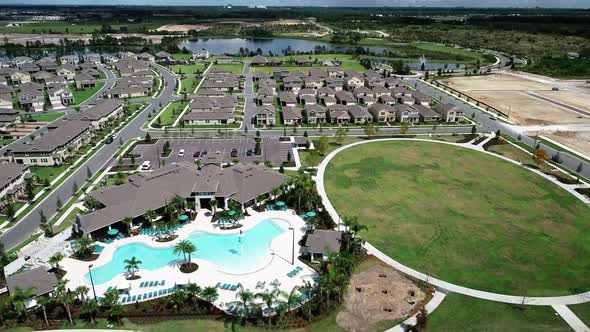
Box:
xmin=6 ymin=267 xmax=57 ymax=296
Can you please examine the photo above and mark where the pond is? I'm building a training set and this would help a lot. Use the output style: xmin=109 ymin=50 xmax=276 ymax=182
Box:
xmin=178 ymin=38 xmax=463 ymax=69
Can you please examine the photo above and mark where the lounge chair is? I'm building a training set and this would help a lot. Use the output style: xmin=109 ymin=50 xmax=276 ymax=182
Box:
xmin=154 ymin=281 xmax=159 ymax=286
xmin=215 ymin=282 xmax=221 ymax=288
xmin=221 ymin=283 xmax=229 ymax=289
xmin=149 ymin=281 xmax=154 ymax=287
xmin=162 ymin=289 xmax=167 ymax=295
xmin=161 ymin=280 xmax=165 ymax=286
xmin=158 ymin=290 xmax=163 ymax=296
xmin=121 ymin=297 xmax=127 ymax=303
xmin=126 ymin=296 xmax=131 ymax=302
xmin=139 ymin=282 xmax=145 ymax=287
xmin=131 ymin=295 xmax=136 ymax=301
xmin=230 ymin=284 xmax=238 ymax=291
xmin=107 ymin=286 xmax=113 ymax=291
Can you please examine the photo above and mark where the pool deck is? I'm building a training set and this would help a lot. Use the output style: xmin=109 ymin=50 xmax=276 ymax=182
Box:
xmin=60 ymin=209 xmax=317 ymax=310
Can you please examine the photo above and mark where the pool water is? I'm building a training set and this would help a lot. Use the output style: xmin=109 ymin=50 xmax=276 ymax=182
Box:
xmin=85 ymin=219 xmax=288 ymax=285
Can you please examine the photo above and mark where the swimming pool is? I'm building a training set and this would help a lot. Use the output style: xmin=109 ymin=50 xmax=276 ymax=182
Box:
xmin=85 ymin=219 xmax=289 ymax=285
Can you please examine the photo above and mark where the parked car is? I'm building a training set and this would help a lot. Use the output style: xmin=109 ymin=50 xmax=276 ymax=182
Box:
xmin=141 ymin=160 xmax=151 ymax=170
xmin=246 ymin=150 xmax=253 ymax=156
xmin=178 ymin=149 xmax=185 ymax=157
xmin=104 ymin=136 xmax=114 ymax=144
xmin=552 ymin=87 xmax=559 ymax=91
xmin=193 ymin=151 xmax=200 ymax=158
xmin=230 ymin=149 xmax=238 ymax=158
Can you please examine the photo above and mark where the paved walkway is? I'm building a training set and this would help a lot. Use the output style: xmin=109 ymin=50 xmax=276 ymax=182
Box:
xmin=315 ymin=138 xmax=590 ymax=306
xmin=552 ymin=305 xmax=590 ymax=332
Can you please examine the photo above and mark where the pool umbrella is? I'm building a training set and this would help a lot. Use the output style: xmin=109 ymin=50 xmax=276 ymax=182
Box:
xmin=305 ymin=211 xmax=316 ymax=218
xmin=275 ymin=201 xmax=285 ymax=207
xmin=107 ymin=229 xmax=119 ymax=236
xmin=178 ymin=214 xmax=189 ymax=222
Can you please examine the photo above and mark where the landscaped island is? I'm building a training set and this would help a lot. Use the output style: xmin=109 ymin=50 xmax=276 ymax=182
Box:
xmin=323 ymin=140 xmax=590 ymax=296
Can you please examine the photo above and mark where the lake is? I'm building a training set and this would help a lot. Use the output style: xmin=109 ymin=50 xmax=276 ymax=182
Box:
xmin=178 ymin=38 xmax=463 ymax=70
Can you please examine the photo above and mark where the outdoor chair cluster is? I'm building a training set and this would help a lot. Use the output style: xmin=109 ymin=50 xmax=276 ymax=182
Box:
xmin=287 ymin=266 xmax=303 ymax=278
xmin=260 ymin=293 xmax=310 ymax=316
xmin=103 ymin=233 xmax=125 ymax=244
xmin=120 ymin=285 xmax=176 ymax=303
xmin=265 ymin=203 xmax=288 ymax=211
xmin=215 ymin=282 xmax=239 ymax=291
xmin=139 ymin=223 xmax=186 ymax=236
xmin=139 ymin=280 xmax=166 ymax=288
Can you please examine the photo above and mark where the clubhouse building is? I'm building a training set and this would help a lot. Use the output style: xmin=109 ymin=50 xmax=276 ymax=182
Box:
xmin=77 ymin=161 xmax=288 ymax=238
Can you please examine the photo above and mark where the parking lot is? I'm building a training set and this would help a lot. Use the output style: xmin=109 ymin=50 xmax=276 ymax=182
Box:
xmin=128 ymin=138 xmax=295 ymax=169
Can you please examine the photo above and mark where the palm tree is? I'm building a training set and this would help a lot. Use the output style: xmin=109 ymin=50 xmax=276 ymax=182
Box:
xmin=75 ymin=285 xmax=89 ymax=301
xmin=235 ymin=283 xmax=255 ymax=317
xmin=282 ymin=287 xmax=300 ymax=315
xmin=121 ymin=217 xmax=133 ymax=234
xmin=270 ymin=187 xmax=281 ymax=200
xmin=173 ymin=240 xmax=189 ymax=263
xmin=186 ymin=283 xmax=202 ymax=306
xmin=200 ymin=286 xmax=218 ymax=312
xmin=124 ymin=256 xmax=142 ymax=279
xmin=186 ymin=200 xmax=196 ymax=219
xmin=195 ymin=159 xmax=202 ymax=170
xmin=144 ymin=209 xmax=157 ymax=226
xmin=74 ymin=237 xmax=96 ymax=258
xmin=209 ymin=199 xmax=218 ymax=216
xmin=256 ymin=288 xmax=280 ymax=327
xmin=48 ymin=252 xmax=64 ymax=271
xmin=36 ymin=296 xmax=51 ymax=327
xmin=168 ymin=289 xmax=188 ymax=314
xmin=80 ymin=299 xmax=99 ymax=325
xmin=55 ymin=279 xmax=75 ymax=325
xmin=170 ymin=195 xmax=186 ymax=212
xmin=184 ymin=242 xmax=196 ymax=265
xmin=9 ymin=287 xmax=34 ymax=320
xmin=344 ymin=216 xmax=368 ymax=238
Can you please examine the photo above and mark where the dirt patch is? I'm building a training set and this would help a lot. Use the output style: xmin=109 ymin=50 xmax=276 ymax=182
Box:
xmin=441 ymin=74 xmax=590 ymax=126
xmin=265 ymin=20 xmax=306 ymax=26
xmin=155 ymin=24 xmax=209 ymax=33
xmin=542 ymin=131 xmax=590 ymax=157
xmin=180 ymin=262 xmax=199 ymax=273
xmin=336 ymin=264 xmax=426 ymax=332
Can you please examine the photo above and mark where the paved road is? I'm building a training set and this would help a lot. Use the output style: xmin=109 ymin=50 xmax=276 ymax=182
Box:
xmin=415 ymin=80 xmax=590 ymax=180
xmin=0 ymin=65 xmax=178 ymax=250
xmin=240 ymin=62 xmax=257 ymax=132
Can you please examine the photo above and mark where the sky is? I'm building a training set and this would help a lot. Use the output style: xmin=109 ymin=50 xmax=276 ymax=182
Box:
xmin=1 ymin=0 xmax=589 ymax=8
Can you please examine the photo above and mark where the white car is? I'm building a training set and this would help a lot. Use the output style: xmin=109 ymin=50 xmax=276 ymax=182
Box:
xmin=141 ymin=161 xmax=151 ymax=170
xmin=178 ymin=149 xmax=185 ymax=157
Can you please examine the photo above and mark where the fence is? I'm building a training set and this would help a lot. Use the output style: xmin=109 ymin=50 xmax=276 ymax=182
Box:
xmin=432 ymin=80 xmax=509 ymax=118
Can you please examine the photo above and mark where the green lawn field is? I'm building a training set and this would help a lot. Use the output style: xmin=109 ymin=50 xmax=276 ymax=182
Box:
xmin=570 ymin=302 xmax=590 ymax=327
xmin=29 ymin=112 xmax=64 ymax=123
xmin=324 ymin=140 xmax=590 ymax=296
xmin=155 ymin=100 xmax=188 ymax=127
xmin=169 ymin=63 xmax=206 ymax=75
xmin=69 ymin=82 xmax=105 ymax=105
xmin=427 ymin=293 xmax=569 ymax=331
xmin=179 ymin=77 xmax=199 ymax=94
xmin=213 ymin=64 xmax=245 ymax=74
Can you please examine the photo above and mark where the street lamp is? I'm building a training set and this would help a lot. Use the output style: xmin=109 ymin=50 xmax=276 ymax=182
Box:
xmin=288 ymin=227 xmax=295 ymax=265
xmin=88 ymin=264 xmax=97 ymax=301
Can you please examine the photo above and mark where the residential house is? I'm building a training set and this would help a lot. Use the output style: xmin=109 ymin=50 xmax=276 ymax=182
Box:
xmin=155 ymin=51 xmax=172 ymax=63
xmin=390 ymin=86 xmax=413 ymax=98
xmin=346 ymin=105 xmax=373 ymax=123
xmin=47 ymin=85 xmax=74 ymax=108
xmin=412 ymin=91 xmax=432 ymax=106
xmin=281 ymin=106 xmax=302 ymax=125
xmin=352 ymin=86 xmax=374 ymax=101
xmin=398 ymin=95 xmax=414 ymax=105
xmin=326 ymin=68 xmax=344 ymax=78
xmin=83 ymin=53 xmax=102 ymax=65
xmin=11 ymin=56 xmax=34 ymax=68
xmin=56 ymin=65 xmax=76 ymax=81
xmin=369 ymin=104 xmax=396 ymax=123
xmin=137 ymin=52 xmax=156 ymax=63
xmin=192 ymin=50 xmax=210 ymax=60
xmin=44 ymin=76 xmax=68 ymax=87
xmin=271 ymin=68 xmax=290 ymax=81
xmin=0 ymin=108 xmax=19 ymax=129
xmin=372 ymin=86 xmax=390 ymax=99
xmin=18 ymin=88 xmax=44 ymax=112
xmin=414 ymin=104 xmax=441 ymax=123
xmin=325 ymin=77 xmax=344 ymax=91
xmin=253 ymin=71 xmax=271 ymax=82
xmin=10 ymin=120 xmax=92 ymax=165
xmin=37 ymin=60 xmax=58 ymax=73
xmin=303 ymin=104 xmax=327 ymax=124
xmin=433 ymin=103 xmax=464 ymax=122
xmin=0 ymin=162 xmax=29 ymax=206
xmin=73 ymin=73 xmax=97 ymax=90
xmin=215 ymin=55 xmax=236 ymax=64
xmin=59 ymin=55 xmax=79 ymax=66
xmin=67 ymin=99 xmax=124 ymax=129
xmin=279 ymin=92 xmax=297 ymax=107
xmin=101 ymin=54 xmax=119 ymax=64
xmin=107 ymin=77 xmax=152 ymax=98
xmin=0 ymin=85 xmax=14 ymax=108
xmin=10 ymin=71 xmax=31 ymax=85
xmin=394 ymin=104 xmax=420 ymax=123
xmin=19 ymin=63 xmax=40 ymax=74
xmin=283 ymin=76 xmax=303 ymax=93
xmin=31 ymin=71 xmax=53 ymax=84
xmin=309 ymin=68 xmax=327 ymax=78
xmin=253 ymin=105 xmax=276 ymax=126
xmin=344 ymin=70 xmax=364 ymax=90
xmin=250 ymin=55 xmax=268 ymax=66
xmin=304 ymin=76 xmax=324 ymax=89
xmin=327 ymin=105 xmax=350 ymax=124
xmin=295 ymin=57 xmax=312 ymax=66
xmin=335 ymin=90 xmax=356 ymax=105
xmin=379 ymin=94 xmax=396 ymax=105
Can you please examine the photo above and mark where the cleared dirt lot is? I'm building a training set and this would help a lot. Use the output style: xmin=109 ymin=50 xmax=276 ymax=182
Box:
xmin=155 ymin=24 xmax=209 ymax=33
xmin=469 ymin=91 xmax=590 ymax=125
xmin=266 ymin=19 xmax=306 ymax=25
xmin=443 ymin=74 xmax=552 ymax=91
xmin=442 ymin=74 xmax=590 ymax=125
xmin=542 ymin=131 xmax=590 ymax=157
